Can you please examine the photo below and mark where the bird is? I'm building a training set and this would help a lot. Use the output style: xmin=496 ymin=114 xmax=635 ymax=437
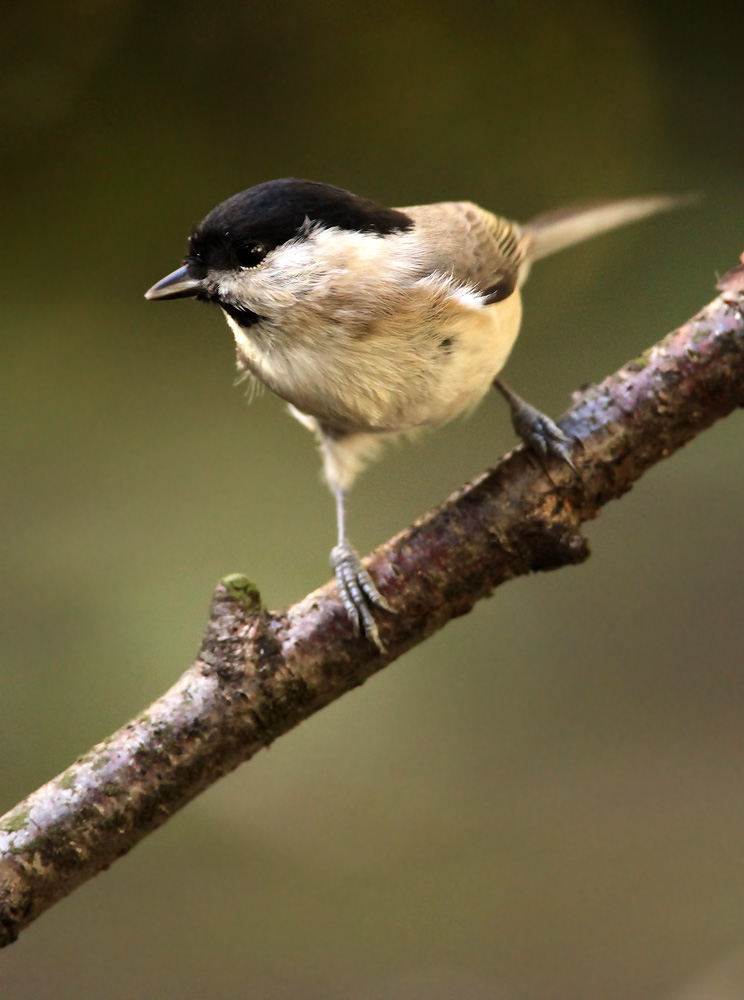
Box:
xmin=146 ymin=178 xmax=677 ymax=649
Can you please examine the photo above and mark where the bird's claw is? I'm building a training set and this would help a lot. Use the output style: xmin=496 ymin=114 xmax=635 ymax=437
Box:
xmin=494 ymin=379 xmax=578 ymax=474
xmin=511 ymin=405 xmax=578 ymax=474
xmin=331 ymin=543 xmax=392 ymax=651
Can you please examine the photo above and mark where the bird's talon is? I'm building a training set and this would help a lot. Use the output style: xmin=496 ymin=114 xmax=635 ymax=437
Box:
xmin=497 ymin=382 xmax=579 ymax=474
xmin=541 ymin=429 xmax=578 ymax=473
xmin=331 ymin=543 xmax=392 ymax=648
xmin=357 ymin=565 xmax=394 ymax=613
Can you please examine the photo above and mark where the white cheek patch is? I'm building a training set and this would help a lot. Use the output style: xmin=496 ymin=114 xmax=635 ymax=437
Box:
xmin=268 ymin=238 xmax=316 ymax=273
xmin=273 ymin=227 xmax=389 ymax=276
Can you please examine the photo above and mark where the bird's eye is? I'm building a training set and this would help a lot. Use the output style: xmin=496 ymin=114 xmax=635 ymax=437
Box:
xmin=235 ymin=243 xmax=268 ymax=268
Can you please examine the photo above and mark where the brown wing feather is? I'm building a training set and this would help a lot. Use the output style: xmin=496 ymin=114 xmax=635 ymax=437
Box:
xmin=400 ymin=201 xmax=526 ymax=302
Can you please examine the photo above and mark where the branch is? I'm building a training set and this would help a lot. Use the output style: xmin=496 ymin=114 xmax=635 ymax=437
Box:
xmin=2 ymin=266 xmax=743 ymax=947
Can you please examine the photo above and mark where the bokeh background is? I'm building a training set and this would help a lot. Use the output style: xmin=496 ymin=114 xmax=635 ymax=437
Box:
xmin=2 ymin=2 xmax=744 ymax=998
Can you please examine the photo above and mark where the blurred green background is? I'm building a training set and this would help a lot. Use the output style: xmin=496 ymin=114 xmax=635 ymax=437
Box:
xmin=2 ymin=2 xmax=744 ymax=998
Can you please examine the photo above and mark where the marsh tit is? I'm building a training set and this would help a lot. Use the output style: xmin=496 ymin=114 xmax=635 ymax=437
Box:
xmin=146 ymin=178 xmax=677 ymax=648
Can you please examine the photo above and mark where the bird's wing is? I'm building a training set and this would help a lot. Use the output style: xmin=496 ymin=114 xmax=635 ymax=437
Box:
xmin=400 ymin=201 xmax=527 ymax=304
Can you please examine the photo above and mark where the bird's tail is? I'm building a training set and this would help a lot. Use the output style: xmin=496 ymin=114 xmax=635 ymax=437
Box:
xmin=523 ymin=194 xmax=688 ymax=263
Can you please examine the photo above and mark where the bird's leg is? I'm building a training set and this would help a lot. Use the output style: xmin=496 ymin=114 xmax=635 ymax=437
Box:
xmin=330 ymin=487 xmax=392 ymax=651
xmin=493 ymin=378 xmax=578 ymax=473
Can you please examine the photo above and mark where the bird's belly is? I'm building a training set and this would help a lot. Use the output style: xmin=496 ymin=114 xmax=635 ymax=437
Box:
xmin=226 ymin=291 xmax=522 ymax=435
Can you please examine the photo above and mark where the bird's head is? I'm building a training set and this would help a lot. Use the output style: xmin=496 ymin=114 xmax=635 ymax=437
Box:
xmin=145 ymin=178 xmax=413 ymax=328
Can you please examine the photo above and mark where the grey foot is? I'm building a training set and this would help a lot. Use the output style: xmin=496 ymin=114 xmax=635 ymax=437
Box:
xmin=494 ymin=379 xmax=578 ymax=473
xmin=331 ymin=543 xmax=392 ymax=651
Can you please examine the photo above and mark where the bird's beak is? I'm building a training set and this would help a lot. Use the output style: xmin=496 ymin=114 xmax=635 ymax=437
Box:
xmin=144 ymin=266 xmax=203 ymax=301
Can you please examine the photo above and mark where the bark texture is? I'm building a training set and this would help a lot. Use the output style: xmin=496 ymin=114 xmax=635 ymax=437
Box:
xmin=1 ymin=275 xmax=743 ymax=947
